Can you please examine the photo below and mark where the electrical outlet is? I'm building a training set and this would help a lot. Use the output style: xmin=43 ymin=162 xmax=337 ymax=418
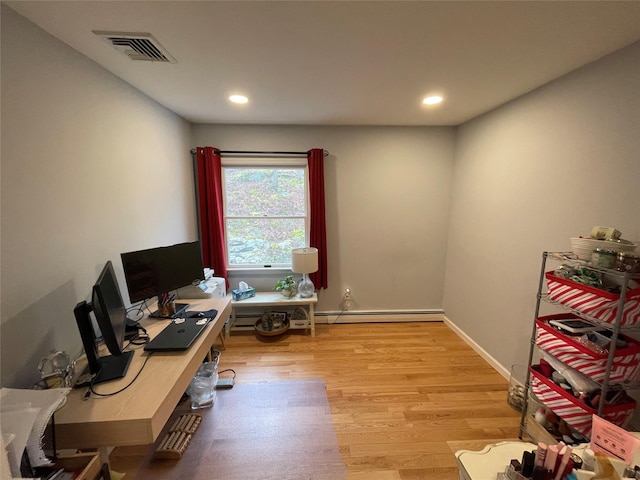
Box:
xmin=343 ymin=288 xmax=352 ymax=310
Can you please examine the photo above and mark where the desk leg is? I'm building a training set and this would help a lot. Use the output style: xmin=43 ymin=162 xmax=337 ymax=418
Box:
xmin=309 ymin=302 xmax=315 ymax=337
xmin=98 ymin=446 xmax=111 ymax=469
xmin=225 ymin=307 xmax=236 ymax=339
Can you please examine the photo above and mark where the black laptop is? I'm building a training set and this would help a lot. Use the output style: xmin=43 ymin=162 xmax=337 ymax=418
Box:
xmin=144 ymin=315 xmax=214 ymax=352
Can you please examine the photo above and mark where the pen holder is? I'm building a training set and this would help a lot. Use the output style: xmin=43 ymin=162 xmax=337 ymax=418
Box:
xmin=158 ymin=300 xmax=176 ymax=318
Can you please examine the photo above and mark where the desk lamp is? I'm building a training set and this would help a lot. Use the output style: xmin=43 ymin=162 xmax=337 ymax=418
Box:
xmin=292 ymin=247 xmax=318 ymax=298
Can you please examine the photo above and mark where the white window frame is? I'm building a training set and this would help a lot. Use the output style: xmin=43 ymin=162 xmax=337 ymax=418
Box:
xmin=221 ymin=157 xmax=310 ymax=272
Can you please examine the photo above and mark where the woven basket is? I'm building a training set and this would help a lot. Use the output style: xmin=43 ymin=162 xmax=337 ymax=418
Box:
xmin=255 ymin=311 xmax=289 ymax=336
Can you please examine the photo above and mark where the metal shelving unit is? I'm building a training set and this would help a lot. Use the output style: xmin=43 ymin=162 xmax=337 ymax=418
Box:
xmin=519 ymin=251 xmax=640 ymax=442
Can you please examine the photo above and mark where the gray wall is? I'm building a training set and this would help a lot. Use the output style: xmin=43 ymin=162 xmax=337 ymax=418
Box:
xmin=444 ymin=41 xmax=640 ymax=375
xmin=2 ymin=4 xmax=638 ymax=391
xmin=191 ymin=125 xmax=456 ymax=314
xmin=1 ymin=5 xmax=195 ymax=388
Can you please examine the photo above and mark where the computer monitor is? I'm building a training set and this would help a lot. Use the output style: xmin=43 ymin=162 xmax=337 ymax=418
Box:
xmin=73 ymin=260 xmax=134 ymax=385
xmin=120 ymin=241 xmax=204 ymax=316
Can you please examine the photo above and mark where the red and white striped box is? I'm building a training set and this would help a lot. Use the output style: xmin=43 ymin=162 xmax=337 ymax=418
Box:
xmin=529 ymin=366 xmax=636 ymax=437
xmin=545 ymin=271 xmax=640 ymax=327
xmin=536 ymin=313 xmax=640 ymax=384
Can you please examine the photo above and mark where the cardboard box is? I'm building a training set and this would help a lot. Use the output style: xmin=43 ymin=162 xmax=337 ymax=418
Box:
xmin=232 ymin=287 xmax=255 ymax=301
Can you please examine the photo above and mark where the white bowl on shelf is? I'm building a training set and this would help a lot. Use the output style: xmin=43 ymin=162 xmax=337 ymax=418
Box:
xmin=570 ymin=236 xmax=637 ymax=261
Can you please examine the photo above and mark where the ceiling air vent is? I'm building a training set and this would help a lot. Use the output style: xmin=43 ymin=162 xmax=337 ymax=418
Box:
xmin=93 ymin=31 xmax=177 ymax=63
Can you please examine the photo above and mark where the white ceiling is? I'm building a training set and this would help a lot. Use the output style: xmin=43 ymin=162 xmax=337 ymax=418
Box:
xmin=6 ymin=1 xmax=640 ymax=126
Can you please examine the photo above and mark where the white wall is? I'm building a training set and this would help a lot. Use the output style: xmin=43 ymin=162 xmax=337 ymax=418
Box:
xmin=1 ymin=5 xmax=195 ymax=388
xmin=191 ymin=125 xmax=456 ymax=314
xmin=444 ymin=42 xmax=640 ymax=374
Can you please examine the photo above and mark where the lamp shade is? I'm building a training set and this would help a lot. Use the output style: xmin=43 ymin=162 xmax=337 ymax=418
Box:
xmin=291 ymin=247 xmax=318 ymax=274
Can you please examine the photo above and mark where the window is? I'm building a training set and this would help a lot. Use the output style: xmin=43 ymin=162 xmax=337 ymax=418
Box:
xmin=222 ymin=158 xmax=309 ymax=268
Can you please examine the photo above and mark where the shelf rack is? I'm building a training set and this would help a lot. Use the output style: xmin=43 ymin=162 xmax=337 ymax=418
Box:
xmin=519 ymin=251 xmax=640 ymax=441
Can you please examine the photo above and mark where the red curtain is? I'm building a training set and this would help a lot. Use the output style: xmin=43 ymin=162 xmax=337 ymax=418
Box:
xmin=195 ymin=147 xmax=228 ymax=287
xmin=308 ymin=148 xmax=328 ymax=289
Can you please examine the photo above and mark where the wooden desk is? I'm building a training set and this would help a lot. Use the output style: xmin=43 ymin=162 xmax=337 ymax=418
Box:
xmin=227 ymin=292 xmax=318 ymax=337
xmin=53 ymin=297 xmax=231 ymax=450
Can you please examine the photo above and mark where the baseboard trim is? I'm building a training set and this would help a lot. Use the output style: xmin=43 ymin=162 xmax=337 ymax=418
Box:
xmin=318 ymin=310 xmax=444 ymax=324
xmin=443 ymin=315 xmax=510 ymax=381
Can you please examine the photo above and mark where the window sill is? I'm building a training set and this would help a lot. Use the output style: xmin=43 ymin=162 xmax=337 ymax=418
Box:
xmin=226 ymin=267 xmax=291 ymax=277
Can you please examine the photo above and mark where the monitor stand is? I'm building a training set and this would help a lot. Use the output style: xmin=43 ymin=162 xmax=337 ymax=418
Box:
xmin=149 ymin=302 xmax=190 ymax=319
xmin=76 ymin=351 xmax=134 ymax=386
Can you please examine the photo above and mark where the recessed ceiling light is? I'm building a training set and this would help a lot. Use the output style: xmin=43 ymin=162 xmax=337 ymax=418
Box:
xmin=229 ymin=94 xmax=249 ymax=104
xmin=422 ymin=95 xmax=443 ymax=105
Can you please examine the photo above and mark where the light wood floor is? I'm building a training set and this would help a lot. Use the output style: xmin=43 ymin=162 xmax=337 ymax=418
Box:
xmin=111 ymin=321 xmax=522 ymax=479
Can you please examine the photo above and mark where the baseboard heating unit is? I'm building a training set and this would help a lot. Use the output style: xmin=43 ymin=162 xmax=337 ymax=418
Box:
xmin=229 ymin=309 xmax=444 ymax=331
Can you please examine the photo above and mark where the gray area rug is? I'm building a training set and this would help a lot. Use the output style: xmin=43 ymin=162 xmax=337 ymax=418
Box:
xmin=136 ymin=378 xmax=347 ymax=479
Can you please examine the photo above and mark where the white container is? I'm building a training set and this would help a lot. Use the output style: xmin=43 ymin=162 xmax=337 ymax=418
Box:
xmin=177 ymin=276 xmax=226 ymax=299
xmin=570 ymin=237 xmax=637 ymax=261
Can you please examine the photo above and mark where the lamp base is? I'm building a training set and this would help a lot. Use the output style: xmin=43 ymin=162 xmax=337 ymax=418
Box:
xmin=298 ymin=274 xmax=315 ymax=298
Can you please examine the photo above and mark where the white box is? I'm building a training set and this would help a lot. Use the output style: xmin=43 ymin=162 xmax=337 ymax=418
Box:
xmin=177 ymin=277 xmax=226 ymax=299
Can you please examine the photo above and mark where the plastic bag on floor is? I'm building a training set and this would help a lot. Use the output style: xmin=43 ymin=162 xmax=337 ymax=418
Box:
xmin=187 ymin=361 xmax=218 ymax=409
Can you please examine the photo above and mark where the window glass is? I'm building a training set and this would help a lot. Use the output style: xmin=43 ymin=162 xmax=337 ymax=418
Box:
xmin=223 ymin=165 xmax=308 ymax=267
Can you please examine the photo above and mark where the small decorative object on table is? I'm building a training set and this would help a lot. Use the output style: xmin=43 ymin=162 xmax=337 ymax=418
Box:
xmin=275 ymin=275 xmax=297 ymax=298
xmin=255 ymin=311 xmax=289 ymax=336
xmin=37 ymin=350 xmax=75 ymax=388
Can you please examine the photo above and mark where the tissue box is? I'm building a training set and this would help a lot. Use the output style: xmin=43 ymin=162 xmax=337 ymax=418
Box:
xmin=232 ymin=287 xmax=255 ymax=301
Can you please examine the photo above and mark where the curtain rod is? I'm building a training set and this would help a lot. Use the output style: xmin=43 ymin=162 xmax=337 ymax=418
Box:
xmin=190 ymin=148 xmax=329 ymax=157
